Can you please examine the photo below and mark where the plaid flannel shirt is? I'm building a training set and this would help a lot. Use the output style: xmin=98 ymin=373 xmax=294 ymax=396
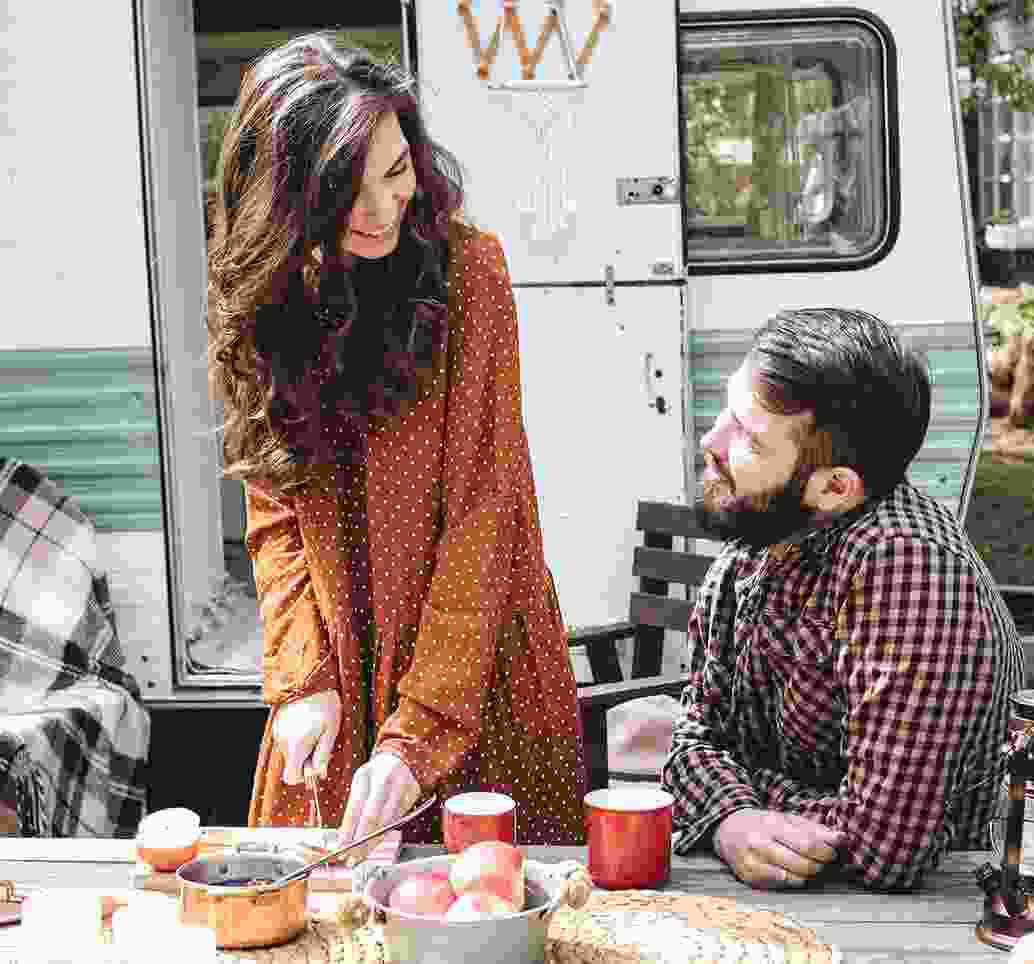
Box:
xmin=0 ymin=459 xmax=149 ymax=836
xmin=661 ymin=481 xmax=1024 ymax=891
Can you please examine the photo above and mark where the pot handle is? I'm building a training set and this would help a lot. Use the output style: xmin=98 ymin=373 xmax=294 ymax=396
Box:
xmin=527 ymin=859 xmax=593 ymax=913
xmin=554 ymin=861 xmax=593 ymax=910
xmin=336 ymin=862 xmax=390 ymax=933
xmin=233 ymin=841 xmax=282 ymax=854
xmin=336 ymin=892 xmax=373 ymax=932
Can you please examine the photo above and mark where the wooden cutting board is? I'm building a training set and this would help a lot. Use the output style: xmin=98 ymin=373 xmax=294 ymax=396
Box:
xmin=132 ymin=828 xmax=402 ymax=895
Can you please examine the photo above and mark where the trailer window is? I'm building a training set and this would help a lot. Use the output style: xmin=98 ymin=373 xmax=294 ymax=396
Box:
xmin=678 ymin=14 xmax=896 ymax=271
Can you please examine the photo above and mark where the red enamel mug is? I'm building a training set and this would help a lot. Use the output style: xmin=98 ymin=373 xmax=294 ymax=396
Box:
xmin=584 ymin=786 xmax=674 ymax=889
xmin=442 ymin=792 xmax=517 ymax=853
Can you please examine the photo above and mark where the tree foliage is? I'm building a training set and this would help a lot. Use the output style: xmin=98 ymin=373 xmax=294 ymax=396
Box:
xmin=956 ymin=0 xmax=1034 ymax=113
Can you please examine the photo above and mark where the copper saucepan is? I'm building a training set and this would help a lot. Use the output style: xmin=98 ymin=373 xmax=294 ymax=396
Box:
xmin=177 ymin=845 xmax=310 ymax=949
xmin=176 ymin=796 xmax=438 ymax=949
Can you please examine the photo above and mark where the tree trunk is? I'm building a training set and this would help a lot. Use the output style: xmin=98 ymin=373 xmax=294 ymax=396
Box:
xmin=1009 ymin=329 xmax=1034 ymax=426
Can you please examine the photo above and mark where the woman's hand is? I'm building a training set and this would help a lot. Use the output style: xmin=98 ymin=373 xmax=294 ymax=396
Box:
xmin=272 ymin=690 xmax=342 ymax=785
xmin=338 ymin=752 xmax=422 ymax=863
xmin=714 ymin=807 xmax=844 ymax=889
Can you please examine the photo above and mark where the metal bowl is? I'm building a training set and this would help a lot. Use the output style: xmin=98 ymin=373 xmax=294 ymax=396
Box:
xmin=358 ymin=855 xmax=587 ymax=964
xmin=176 ymin=846 xmax=309 ymax=949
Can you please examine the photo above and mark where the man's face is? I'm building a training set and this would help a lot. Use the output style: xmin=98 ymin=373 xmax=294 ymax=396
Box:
xmin=696 ymin=360 xmax=818 ymax=547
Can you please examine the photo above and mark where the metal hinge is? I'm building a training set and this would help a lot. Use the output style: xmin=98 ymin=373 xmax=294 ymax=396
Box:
xmin=604 ymin=264 xmax=615 ymax=306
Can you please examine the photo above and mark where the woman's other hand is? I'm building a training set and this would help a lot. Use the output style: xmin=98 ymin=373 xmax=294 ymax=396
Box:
xmin=338 ymin=752 xmax=421 ymax=862
xmin=272 ymin=690 xmax=342 ymax=784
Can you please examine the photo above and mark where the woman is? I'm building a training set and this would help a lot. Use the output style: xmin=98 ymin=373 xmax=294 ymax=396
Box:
xmin=206 ymin=33 xmax=586 ymax=851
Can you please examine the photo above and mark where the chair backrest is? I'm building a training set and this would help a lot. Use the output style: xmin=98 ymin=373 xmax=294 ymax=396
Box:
xmin=571 ymin=500 xmax=718 ymax=687
xmin=571 ymin=500 xmax=718 ymax=791
xmin=626 ymin=500 xmax=717 ymax=679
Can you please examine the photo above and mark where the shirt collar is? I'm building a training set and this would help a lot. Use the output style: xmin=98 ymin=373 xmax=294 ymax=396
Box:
xmin=758 ymin=496 xmax=880 ymax=562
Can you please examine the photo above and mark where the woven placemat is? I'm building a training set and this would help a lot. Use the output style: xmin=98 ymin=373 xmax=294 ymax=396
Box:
xmin=216 ymin=915 xmax=363 ymax=964
xmin=545 ymin=891 xmax=839 ymax=964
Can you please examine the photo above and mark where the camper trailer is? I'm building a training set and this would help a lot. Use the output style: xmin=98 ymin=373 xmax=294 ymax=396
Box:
xmin=416 ymin=0 xmax=982 ymax=633
xmin=0 ymin=0 xmax=990 ymax=823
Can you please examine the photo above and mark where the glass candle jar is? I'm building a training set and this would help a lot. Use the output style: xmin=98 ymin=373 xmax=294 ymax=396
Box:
xmin=993 ymin=691 xmax=1034 ymax=877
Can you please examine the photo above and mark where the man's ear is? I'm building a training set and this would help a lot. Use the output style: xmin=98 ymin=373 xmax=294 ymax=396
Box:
xmin=805 ymin=466 xmax=866 ymax=515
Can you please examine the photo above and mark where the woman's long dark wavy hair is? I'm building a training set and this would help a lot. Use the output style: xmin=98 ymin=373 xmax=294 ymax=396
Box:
xmin=207 ymin=34 xmax=464 ymax=484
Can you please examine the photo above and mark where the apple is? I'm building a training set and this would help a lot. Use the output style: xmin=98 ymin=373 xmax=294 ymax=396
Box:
xmin=443 ymin=891 xmax=518 ymax=921
xmin=448 ymin=840 xmax=525 ymax=911
xmin=388 ymin=871 xmax=457 ymax=918
xmin=134 ymin=807 xmax=201 ymax=871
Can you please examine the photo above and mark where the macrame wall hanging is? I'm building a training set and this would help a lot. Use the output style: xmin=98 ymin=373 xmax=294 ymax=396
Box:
xmin=456 ymin=0 xmax=612 ymax=86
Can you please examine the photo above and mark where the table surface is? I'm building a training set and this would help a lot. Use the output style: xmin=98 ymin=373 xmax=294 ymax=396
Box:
xmin=0 ymin=838 xmax=1019 ymax=962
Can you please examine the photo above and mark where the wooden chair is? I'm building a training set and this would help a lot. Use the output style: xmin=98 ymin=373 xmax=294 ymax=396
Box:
xmin=572 ymin=500 xmax=719 ymax=792
xmin=1001 ymin=591 xmax=1034 ymax=686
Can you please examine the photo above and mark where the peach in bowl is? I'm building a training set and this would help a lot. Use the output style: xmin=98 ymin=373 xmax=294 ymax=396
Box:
xmin=135 ymin=807 xmax=202 ymax=872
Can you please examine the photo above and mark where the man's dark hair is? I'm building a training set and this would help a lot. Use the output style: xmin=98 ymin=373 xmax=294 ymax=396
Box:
xmin=749 ymin=308 xmax=931 ymax=502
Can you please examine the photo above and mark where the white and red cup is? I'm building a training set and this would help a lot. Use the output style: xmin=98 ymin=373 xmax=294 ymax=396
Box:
xmin=584 ymin=786 xmax=674 ymax=889
xmin=442 ymin=792 xmax=517 ymax=853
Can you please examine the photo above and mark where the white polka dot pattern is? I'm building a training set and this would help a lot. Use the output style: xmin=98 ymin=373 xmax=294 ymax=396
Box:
xmin=244 ymin=221 xmax=587 ymax=845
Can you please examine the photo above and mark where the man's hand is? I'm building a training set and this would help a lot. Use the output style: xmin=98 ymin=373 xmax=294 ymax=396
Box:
xmin=337 ymin=752 xmax=422 ymax=864
xmin=272 ymin=690 xmax=342 ymax=785
xmin=713 ymin=808 xmax=844 ymax=889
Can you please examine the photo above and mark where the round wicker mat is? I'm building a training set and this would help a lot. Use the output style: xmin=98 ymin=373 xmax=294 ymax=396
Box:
xmin=545 ymin=891 xmax=838 ymax=964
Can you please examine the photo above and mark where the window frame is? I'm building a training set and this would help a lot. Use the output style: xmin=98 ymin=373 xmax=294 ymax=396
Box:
xmin=676 ymin=7 xmax=900 ymax=275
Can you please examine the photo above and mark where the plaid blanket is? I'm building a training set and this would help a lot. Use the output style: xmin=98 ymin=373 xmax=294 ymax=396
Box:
xmin=0 ymin=459 xmax=149 ymax=837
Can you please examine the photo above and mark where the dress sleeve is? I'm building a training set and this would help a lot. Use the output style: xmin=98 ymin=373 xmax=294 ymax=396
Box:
xmin=375 ymin=231 xmax=524 ymax=789
xmin=246 ymin=479 xmax=341 ymax=706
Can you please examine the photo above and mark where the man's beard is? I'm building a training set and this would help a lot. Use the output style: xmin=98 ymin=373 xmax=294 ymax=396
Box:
xmin=694 ymin=461 xmax=817 ymax=549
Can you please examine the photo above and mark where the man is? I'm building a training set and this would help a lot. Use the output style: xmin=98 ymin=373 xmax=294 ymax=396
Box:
xmin=661 ymin=308 xmax=1024 ymax=892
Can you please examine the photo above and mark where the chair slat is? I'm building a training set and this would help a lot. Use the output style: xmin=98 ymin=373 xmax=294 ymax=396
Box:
xmin=577 ymin=673 xmax=689 ymax=711
xmin=633 ymin=546 xmax=714 ymax=586
xmin=567 ymin=621 xmax=635 ymax=645
xmin=632 ymin=625 xmax=665 ymax=679
xmin=629 ymin=593 xmax=694 ymax=632
xmin=569 ymin=622 xmax=636 ymax=687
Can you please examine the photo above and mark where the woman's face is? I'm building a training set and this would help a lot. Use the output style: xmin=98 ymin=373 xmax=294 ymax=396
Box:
xmin=344 ymin=110 xmax=417 ymax=259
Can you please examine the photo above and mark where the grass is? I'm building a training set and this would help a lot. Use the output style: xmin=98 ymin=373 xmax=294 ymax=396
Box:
xmin=970 ymin=452 xmax=1034 ymax=507
xmin=965 ymin=450 xmax=1034 ymax=592
xmin=196 ymin=28 xmax=402 ymax=64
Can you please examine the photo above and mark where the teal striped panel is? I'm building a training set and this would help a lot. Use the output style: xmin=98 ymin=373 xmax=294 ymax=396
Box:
xmin=0 ymin=349 xmax=163 ymax=530
xmin=686 ymin=323 xmax=983 ymax=516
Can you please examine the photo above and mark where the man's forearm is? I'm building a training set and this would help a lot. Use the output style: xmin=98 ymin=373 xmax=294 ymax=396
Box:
xmin=752 ymin=767 xmax=837 ymax=822
xmin=662 ymin=744 xmax=762 ymax=851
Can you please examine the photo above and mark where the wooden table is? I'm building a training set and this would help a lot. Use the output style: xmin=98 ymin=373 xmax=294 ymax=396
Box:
xmin=0 ymin=839 xmax=1018 ymax=962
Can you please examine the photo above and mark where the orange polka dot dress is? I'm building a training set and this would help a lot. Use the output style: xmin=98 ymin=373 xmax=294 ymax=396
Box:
xmin=246 ymin=221 xmax=587 ymax=845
